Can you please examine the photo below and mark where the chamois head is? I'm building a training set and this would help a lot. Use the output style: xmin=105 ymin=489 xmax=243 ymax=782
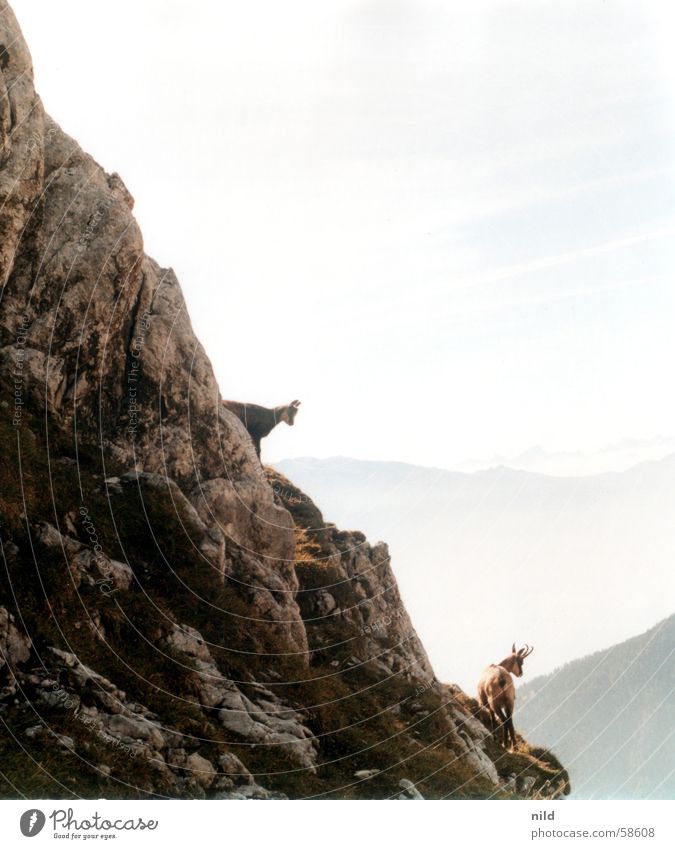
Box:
xmin=509 ymin=642 xmax=534 ymax=677
xmin=279 ymin=400 xmax=301 ymax=426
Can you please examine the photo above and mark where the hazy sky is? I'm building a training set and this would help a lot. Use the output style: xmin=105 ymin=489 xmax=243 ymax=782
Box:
xmin=12 ymin=0 xmax=675 ymax=467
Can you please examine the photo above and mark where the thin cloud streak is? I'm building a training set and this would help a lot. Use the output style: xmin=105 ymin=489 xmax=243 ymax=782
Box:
xmin=438 ymin=273 xmax=674 ymax=327
xmin=449 ymin=225 xmax=675 ymax=293
xmin=445 ymin=165 xmax=675 ymax=229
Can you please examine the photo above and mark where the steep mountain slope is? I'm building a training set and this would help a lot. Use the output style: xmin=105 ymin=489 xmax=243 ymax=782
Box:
xmin=276 ymin=456 xmax=675 ymax=688
xmin=517 ymin=615 xmax=675 ymax=800
xmin=0 ymin=5 xmax=567 ymax=800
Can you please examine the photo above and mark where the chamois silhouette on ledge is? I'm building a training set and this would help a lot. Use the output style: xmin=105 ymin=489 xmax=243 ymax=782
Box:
xmin=222 ymin=399 xmax=301 ymax=459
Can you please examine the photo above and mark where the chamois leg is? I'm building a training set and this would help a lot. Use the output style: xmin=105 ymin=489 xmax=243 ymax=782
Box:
xmin=253 ymin=436 xmax=261 ymax=459
xmin=491 ymin=710 xmax=501 ymax=741
xmin=503 ymin=708 xmax=517 ymax=750
xmin=486 ymin=703 xmax=500 ymax=740
xmin=494 ymin=706 xmax=509 ymax=748
xmin=478 ymin=690 xmax=491 ymax=731
xmin=478 ymin=691 xmax=493 ymax=735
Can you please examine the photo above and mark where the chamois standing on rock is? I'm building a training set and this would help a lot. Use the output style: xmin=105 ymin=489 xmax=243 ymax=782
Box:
xmin=477 ymin=643 xmax=534 ymax=750
xmin=222 ymin=399 xmax=301 ymax=459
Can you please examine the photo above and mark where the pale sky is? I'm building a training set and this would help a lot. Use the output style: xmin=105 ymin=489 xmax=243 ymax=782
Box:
xmin=12 ymin=0 xmax=675 ymax=468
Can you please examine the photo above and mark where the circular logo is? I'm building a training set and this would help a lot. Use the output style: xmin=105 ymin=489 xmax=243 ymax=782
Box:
xmin=20 ymin=809 xmax=46 ymax=837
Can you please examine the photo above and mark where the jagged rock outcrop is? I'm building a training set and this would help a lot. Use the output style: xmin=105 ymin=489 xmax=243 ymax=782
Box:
xmin=267 ymin=469 xmax=435 ymax=684
xmin=0 ymin=4 xmax=568 ymax=800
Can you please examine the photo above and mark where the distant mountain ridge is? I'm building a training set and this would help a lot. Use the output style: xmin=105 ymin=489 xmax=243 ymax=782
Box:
xmin=277 ymin=441 xmax=675 ymax=479
xmin=517 ymin=614 xmax=675 ymax=799
xmin=449 ymin=436 xmax=675 ymax=476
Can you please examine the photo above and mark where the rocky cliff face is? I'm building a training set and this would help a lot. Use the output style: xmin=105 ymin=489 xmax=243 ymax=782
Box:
xmin=0 ymin=5 xmax=568 ymax=800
